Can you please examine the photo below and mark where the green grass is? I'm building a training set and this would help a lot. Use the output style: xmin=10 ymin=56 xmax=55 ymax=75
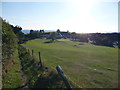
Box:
xmin=22 ymin=39 xmax=118 ymax=88
xmin=18 ymin=45 xmax=66 ymax=88
xmin=3 ymin=49 xmax=23 ymax=88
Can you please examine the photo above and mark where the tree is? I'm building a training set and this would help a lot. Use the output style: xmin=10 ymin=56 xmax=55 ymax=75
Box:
xmin=77 ymin=34 xmax=88 ymax=43
xmin=40 ymin=29 xmax=44 ymax=33
xmin=57 ymin=29 xmax=60 ymax=33
xmin=49 ymin=32 xmax=57 ymax=42
xmin=12 ymin=25 xmax=22 ymax=34
xmin=30 ymin=30 xmax=34 ymax=34
xmin=70 ymin=32 xmax=78 ymax=41
xmin=11 ymin=25 xmax=26 ymax=44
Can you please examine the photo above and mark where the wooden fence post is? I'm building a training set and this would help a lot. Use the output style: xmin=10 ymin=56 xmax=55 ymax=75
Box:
xmin=39 ymin=51 xmax=42 ymax=67
xmin=56 ymin=65 xmax=72 ymax=89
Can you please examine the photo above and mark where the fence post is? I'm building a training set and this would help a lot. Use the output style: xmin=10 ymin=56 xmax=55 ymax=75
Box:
xmin=56 ymin=65 xmax=72 ymax=89
xmin=32 ymin=50 xmax=34 ymax=57
xmin=39 ymin=51 xmax=42 ymax=67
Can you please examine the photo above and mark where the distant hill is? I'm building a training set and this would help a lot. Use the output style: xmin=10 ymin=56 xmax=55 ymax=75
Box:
xmin=22 ymin=30 xmax=56 ymax=34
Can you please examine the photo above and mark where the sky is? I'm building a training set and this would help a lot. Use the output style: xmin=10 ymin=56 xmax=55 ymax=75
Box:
xmin=1 ymin=0 xmax=119 ymax=33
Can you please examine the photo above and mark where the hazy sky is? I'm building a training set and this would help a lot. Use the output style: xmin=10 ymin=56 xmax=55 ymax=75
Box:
xmin=1 ymin=0 xmax=119 ymax=33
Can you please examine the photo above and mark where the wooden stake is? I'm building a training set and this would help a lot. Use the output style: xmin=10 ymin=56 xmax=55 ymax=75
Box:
xmin=56 ymin=65 xmax=72 ymax=89
xmin=39 ymin=51 xmax=42 ymax=67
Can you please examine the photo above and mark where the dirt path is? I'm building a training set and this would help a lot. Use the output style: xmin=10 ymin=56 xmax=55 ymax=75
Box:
xmin=17 ymin=60 xmax=29 ymax=89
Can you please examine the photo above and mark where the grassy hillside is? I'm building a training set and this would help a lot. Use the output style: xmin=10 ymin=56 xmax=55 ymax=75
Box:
xmin=2 ymin=19 xmax=23 ymax=88
xmin=2 ymin=50 xmax=23 ymax=88
xmin=23 ymin=39 xmax=118 ymax=88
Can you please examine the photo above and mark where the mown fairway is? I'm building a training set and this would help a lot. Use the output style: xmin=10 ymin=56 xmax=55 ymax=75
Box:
xmin=23 ymin=39 xmax=118 ymax=88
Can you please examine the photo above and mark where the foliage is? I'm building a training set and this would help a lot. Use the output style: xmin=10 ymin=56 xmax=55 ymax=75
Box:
xmin=2 ymin=18 xmax=18 ymax=62
xmin=26 ymin=28 xmax=120 ymax=48
xmin=18 ymin=45 xmax=41 ymax=87
xmin=28 ymin=30 xmax=45 ymax=39
xmin=2 ymin=18 xmax=23 ymax=88
xmin=48 ymin=32 xmax=57 ymax=41
xmin=89 ymin=33 xmax=119 ymax=47
xmin=11 ymin=25 xmax=28 ymax=44
xmin=70 ymin=32 xmax=119 ymax=47
xmin=2 ymin=50 xmax=23 ymax=88
xmin=70 ymin=32 xmax=77 ymax=41
xmin=18 ymin=45 xmax=66 ymax=88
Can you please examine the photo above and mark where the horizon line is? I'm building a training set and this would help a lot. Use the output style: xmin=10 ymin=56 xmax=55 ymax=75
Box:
xmin=22 ymin=29 xmax=119 ymax=33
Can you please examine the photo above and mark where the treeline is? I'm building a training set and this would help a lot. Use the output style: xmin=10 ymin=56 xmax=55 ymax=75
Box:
xmin=25 ymin=30 xmax=71 ymax=41
xmin=2 ymin=16 xmax=119 ymax=49
xmin=26 ymin=30 xmax=45 ymax=39
xmin=26 ymin=29 xmax=119 ymax=48
xmin=70 ymin=32 xmax=119 ymax=47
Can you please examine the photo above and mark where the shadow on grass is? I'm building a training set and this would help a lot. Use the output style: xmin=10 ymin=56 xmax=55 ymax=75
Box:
xmin=44 ymin=40 xmax=53 ymax=44
xmin=33 ymin=71 xmax=65 ymax=88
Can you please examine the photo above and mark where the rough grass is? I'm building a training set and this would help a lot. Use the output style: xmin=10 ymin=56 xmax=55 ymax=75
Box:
xmin=2 ymin=49 xmax=23 ymax=88
xmin=18 ymin=45 xmax=66 ymax=88
xmin=22 ymin=39 xmax=118 ymax=88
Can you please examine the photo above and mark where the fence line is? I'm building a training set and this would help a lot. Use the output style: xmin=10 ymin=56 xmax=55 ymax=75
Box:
xmin=38 ymin=51 xmax=42 ymax=67
xmin=26 ymin=48 xmax=82 ymax=88
xmin=27 ymin=49 xmax=43 ymax=67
